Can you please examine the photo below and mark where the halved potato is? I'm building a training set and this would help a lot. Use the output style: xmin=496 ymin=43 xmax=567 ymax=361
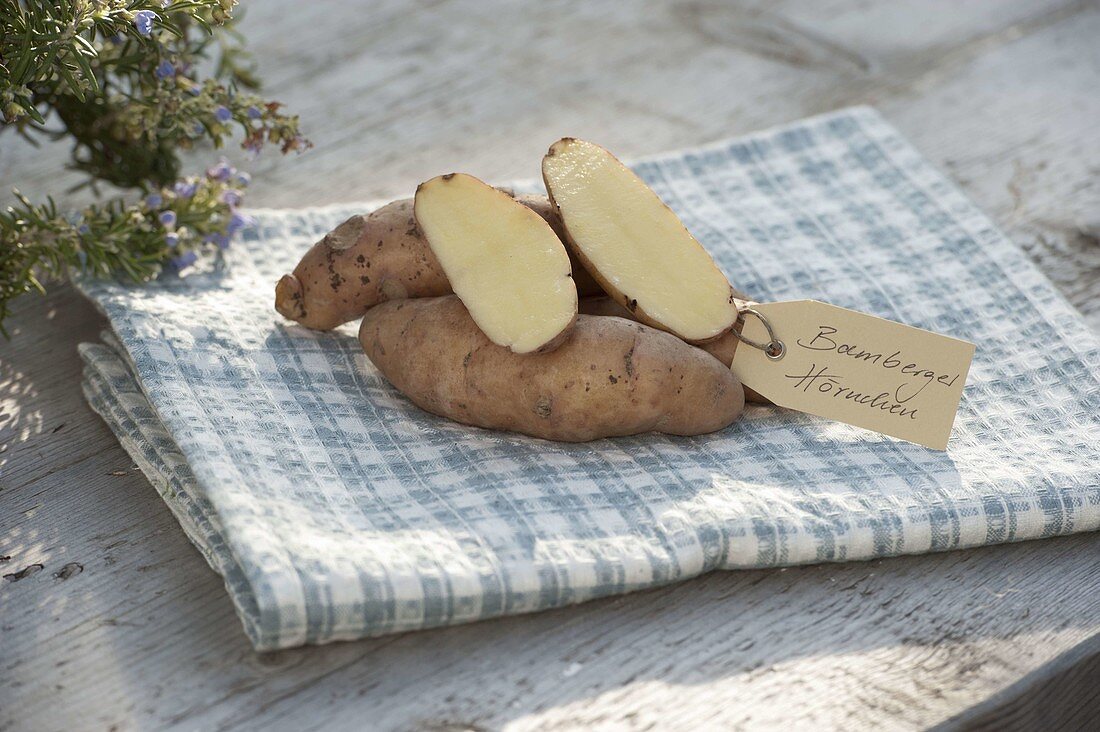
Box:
xmin=542 ymin=138 xmax=738 ymax=343
xmin=414 ymin=173 xmax=578 ymax=354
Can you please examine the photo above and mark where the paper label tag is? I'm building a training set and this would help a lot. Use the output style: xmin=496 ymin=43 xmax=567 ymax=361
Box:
xmin=729 ymin=300 xmax=975 ymax=450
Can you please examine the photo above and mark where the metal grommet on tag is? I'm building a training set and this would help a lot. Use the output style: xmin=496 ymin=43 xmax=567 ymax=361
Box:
xmin=734 ymin=307 xmax=785 ymax=361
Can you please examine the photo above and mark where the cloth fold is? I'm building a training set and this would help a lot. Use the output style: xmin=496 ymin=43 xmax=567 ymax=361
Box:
xmin=78 ymin=107 xmax=1100 ymax=650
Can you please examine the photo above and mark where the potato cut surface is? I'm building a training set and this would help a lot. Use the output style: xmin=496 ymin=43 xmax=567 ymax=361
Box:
xmin=415 ymin=174 xmax=578 ymax=353
xmin=543 ymin=138 xmax=738 ymax=342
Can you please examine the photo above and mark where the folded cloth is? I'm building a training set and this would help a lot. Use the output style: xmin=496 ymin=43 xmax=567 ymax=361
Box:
xmin=78 ymin=107 xmax=1100 ymax=650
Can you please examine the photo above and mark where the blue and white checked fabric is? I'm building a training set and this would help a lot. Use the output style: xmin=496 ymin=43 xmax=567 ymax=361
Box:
xmin=78 ymin=107 xmax=1100 ymax=650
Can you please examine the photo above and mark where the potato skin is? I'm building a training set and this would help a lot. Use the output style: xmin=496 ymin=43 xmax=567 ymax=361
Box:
xmin=579 ymin=296 xmax=771 ymax=405
xmin=275 ymin=193 xmax=602 ymax=330
xmin=359 ymin=296 xmax=745 ymax=442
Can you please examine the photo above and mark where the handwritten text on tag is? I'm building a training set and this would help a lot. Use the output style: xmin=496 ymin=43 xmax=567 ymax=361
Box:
xmin=729 ymin=301 xmax=975 ymax=450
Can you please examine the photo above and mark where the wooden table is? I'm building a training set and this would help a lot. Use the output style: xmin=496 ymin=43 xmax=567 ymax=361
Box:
xmin=3 ymin=1 xmax=1099 ymax=729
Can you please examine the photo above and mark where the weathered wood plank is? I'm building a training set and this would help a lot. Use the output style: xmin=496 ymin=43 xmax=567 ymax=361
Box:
xmin=2 ymin=0 xmax=1099 ymax=730
xmin=936 ymin=633 xmax=1100 ymax=731
xmin=0 ymin=289 xmax=116 ymax=491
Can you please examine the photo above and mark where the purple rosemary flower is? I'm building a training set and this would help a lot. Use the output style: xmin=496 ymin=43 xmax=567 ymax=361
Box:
xmin=158 ymin=210 xmax=177 ymax=228
xmin=165 ymin=232 xmax=180 ymax=248
xmin=206 ymin=158 xmax=235 ymax=181
xmin=221 ymin=189 xmax=242 ymax=208
xmin=145 ymin=193 xmax=163 ymax=208
xmin=235 ymin=172 xmax=252 ymax=187
xmin=214 ymin=106 xmax=232 ymax=123
xmin=173 ymin=180 xmax=198 ymax=199
xmin=133 ymin=10 xmax=157 ymax=36
xmin=246 ymin=106 xmax=262 ymax=120
xmin=226 ymin=211 xmax=254 ymax=235
xmin=169 ymin=251 xmax=198 ymax=270
xmin=155 ymin=60 xmax=175 ymax=80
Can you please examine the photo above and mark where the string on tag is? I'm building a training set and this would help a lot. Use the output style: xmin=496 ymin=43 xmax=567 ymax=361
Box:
xmin=733 ymin=306 xmax=785 ymax=360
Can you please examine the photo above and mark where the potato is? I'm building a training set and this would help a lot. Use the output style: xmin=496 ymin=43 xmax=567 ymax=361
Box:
xmin=414 ymin=174 xmax=577 ymax=353
xmin=359 ymin=296 xmax=745 ymax=442
xmin=543 ymin=138 xmax=738 ymax=343
xmin=520 ymin=194 xmax=603 ymax=297
xmin=275 ymin=193 xmax=602 ymax=330
xmin=579 ymin=296 xmax=771 ymax=405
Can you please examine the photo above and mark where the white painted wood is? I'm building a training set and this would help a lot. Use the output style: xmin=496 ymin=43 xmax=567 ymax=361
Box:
xmin=2 ymin=1 xmax=1098 ymax=729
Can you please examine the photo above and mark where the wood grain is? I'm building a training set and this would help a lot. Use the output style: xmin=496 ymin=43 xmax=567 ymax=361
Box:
xmin=936 ymin=633 xmax=1100 ymax=731
xmin=2 ymin=0 xmax=1098 ymax=729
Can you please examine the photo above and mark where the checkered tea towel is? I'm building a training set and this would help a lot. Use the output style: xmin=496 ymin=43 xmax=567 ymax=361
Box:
xmin=78 ymin=107 xmax=1100 ymax=650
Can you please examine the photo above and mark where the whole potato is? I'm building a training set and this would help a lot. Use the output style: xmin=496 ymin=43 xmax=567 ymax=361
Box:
xmin=359 ymin=296 xmax=745 ymax=442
